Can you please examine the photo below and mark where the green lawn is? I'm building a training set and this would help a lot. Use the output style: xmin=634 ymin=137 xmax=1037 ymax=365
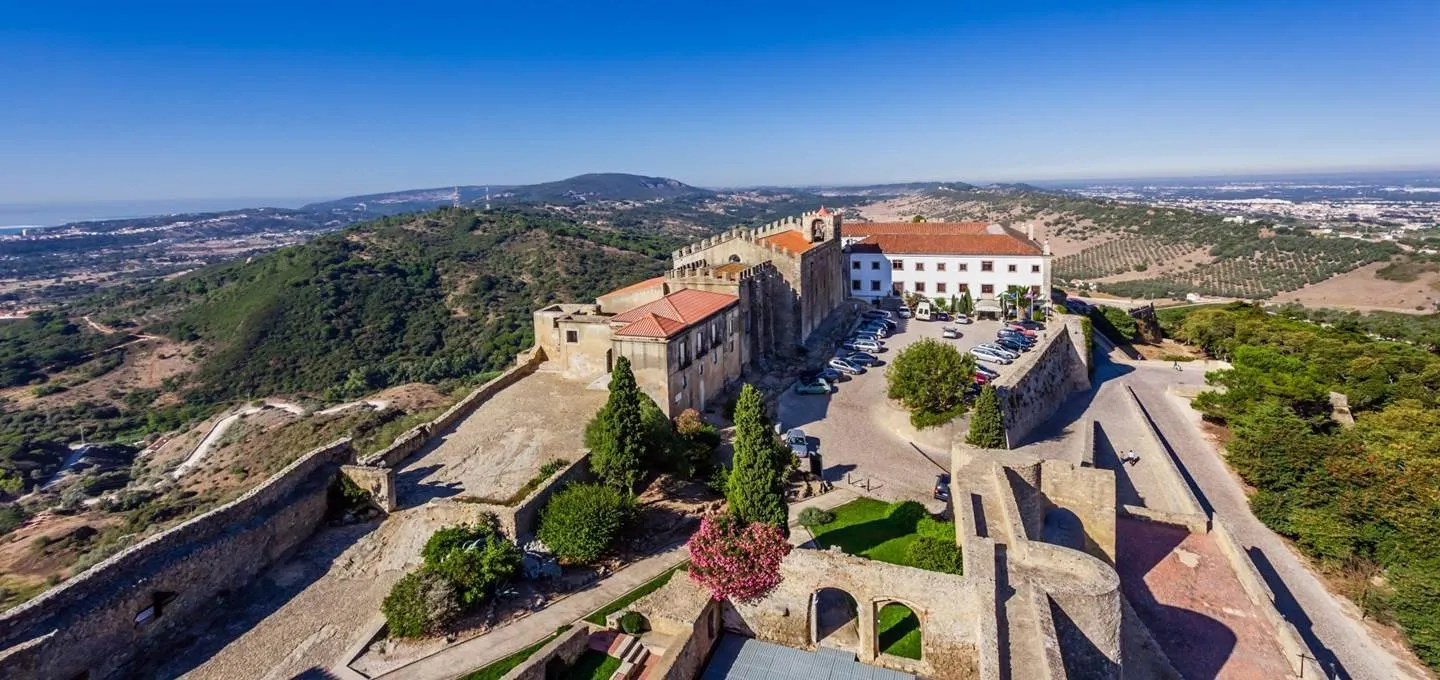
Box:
xmin=460 ymin=630 xmax=564 ymax=680
xmin=807 ymin=498 xmax=956 ymax=569
xmin=877 ymin=603 xmax=922 ymax=659
xmin=583 ymin=562 xmax=688 ymax=625
xmin=562 ymin=650 xmax=622 ymax=680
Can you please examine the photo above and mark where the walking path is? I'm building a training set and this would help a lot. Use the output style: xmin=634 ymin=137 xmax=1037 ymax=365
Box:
xmin=367 ymin=545 xmax=690 ymax=680
xmin=1124 ymin=366 xmax=1429 ymax=680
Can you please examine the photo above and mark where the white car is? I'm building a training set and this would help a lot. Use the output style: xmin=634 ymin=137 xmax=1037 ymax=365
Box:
xmin=897 ymin=307 xmax=913 ymax=319
xmin=829 ymin=358 xmax=865 ymax=374
xmin=977 ymin=343 xmax=1020 ymax=360
xmin=954 ymin=314 xmax=972 ymax=325
xmin=970 ymin=347 xmax=1013 ymax=365
xmin=851 ymin=332 xmax=884 ymax=345
xmin=863 ymin=310 xmax=892 ymax=319
xmin=941 ymin=326 xmax=961 ymax=339
xmin=844 ymin=339 xmax=883 ymax=353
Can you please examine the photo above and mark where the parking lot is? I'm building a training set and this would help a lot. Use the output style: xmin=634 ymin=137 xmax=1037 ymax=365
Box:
xmin=777 ymin=311 xmax=1024 ymax=505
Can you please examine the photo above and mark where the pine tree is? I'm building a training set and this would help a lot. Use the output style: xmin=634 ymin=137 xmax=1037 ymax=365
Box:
xmin=966 ymin=384 xmax=1007 ymax=449
xmin=588 ymin=355 xmax=646 ymax=490
xmin=726 ymin=384 xmax=789 ymax=527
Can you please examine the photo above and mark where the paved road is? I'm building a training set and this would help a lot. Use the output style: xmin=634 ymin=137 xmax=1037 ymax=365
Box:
xmin=1121 ymin=359 xmax=1428 ymax=680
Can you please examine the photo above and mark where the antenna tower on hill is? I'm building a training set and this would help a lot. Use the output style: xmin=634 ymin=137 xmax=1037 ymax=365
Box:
xmin=485 ymin=186 xmax=491 ymax=210
xmin=452 ymin=186 xmax=461 ymax=208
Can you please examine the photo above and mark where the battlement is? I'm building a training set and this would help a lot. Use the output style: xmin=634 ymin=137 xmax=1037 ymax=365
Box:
xmin=666 ymin=261 xmax=762 ymax=282
xmin=671 ymin=210 xmax=832 ymax=261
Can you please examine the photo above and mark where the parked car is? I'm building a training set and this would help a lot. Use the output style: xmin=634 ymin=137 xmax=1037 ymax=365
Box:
xmin=845 ymin=351 xmax=880 ymax=366
xmin=844 ymin=339 xmax=883 ymax=353
xmin=933 ymin=473 xmax=951 ymax=501
xmin=977 ymin=344 xmax=1019 ymax=360
xmin=954 ymin=314 xmax=972 ymax=325
xmin=897 ymin=307 xmax=913 ymax=318
xmin=863 ymin=310 xmax=891 ymax=320
xmin=941 ymin=326 xmax=961 ymax=339
xmin=829 ymin=358 xmax=865 ymax=374
xmin=860 ymin=324 xmax=890 ymax=338
xmin=1013 ymin=320 xmax=1044 ymax=331
xmin=815 ymin=367 xmax=846 ymax=383
xmin=1004 ymin=323 xmax=1037 ymax=337
xmin=851 ymin=332 xmax=884 ymax=345
xmin=971 ymin=347 xmax=1013 ymax=365
xmin=995 ymin=337 xmax=1029 ymax=353
xmin=794 ymin=378 xmax=831 ymax=395
xmin=786 ymin=428 xmax=811 ymax=457
xmin=975 ymin=365 xmax=1000 ymax=379
xmin=973 ymin=372 xmax=991 ymax=384
xmin=934 ymin=311 xmax=951 ymax=322
xmin=997 ymin=330 xmax=1035 ymax=346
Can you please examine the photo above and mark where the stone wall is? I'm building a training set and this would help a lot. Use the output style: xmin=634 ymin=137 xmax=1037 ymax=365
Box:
xmin=341 ymin=463 xmax=397 ymax=512
xmin=993 ymin=317 xmax=1091 ymax=448
xmin=1121 ymin=385 xmax=1207 ymax=523
xmin=631 ymin=576 xmax=723 ymax=680
xmin=1210 ymin=520 xmax=1326 ymax=679
xmin=497 ymin=624 xmax=590 ymax=680
xmin=452 ymin=453 xmax=593 ymax=543
xmin=1039 ymin=459 xmax=1117 ymax=564
xmin=0 ymin=438 xmax=353 ymax=680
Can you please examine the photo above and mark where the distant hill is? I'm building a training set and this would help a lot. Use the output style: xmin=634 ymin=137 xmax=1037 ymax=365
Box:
xmin=804 ymin=181 xmax=976 ymax=197
xmin=303 ymin=173 xmax=712 ymax=216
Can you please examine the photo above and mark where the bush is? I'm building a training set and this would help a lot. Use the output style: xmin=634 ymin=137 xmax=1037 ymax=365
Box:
xmin=687 ymin=512 xmax=792 ymax=602
xmin=797 ymin=507 xmax=835 ymax=527
xmin=422 ymin=519 xmax=522 ymax=606
xmin=906 ymin=536 xmax=962 ymax=574
xmin=619 ymin=610 xmax=646 ymax=634
xmin=32 ymin=383 xmax=65 ymax=397
xmin=886 ymin=339 xmax=975 ymax=426
xmin=1089 ymin=305 xmax=1139 ymax=343
xmin=327 ymin=473 xmax=373 ymax=516
xmin=966 ymin=385 xmax=1006 ymax=449
xmin=382 ymin=570 xmax=462 ymax=638
xmin=537 ymin=483 xmax=633 ymax=564
xmin=0 ymin=505 xmax=28 ymax=535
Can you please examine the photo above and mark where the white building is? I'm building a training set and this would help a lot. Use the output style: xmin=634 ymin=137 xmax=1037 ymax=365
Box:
xmin=842 ymin=222 xmax=1051 ymax=315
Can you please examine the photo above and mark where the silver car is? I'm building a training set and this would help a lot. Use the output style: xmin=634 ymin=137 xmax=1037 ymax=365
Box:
xmin=970 ymin=347 xmax=1013 ymax=365
xmin=785 ymin=429 xmax=810 ymax=457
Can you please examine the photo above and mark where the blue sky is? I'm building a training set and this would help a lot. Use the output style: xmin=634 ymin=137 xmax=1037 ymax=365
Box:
xmin=3 ymin=0 xmax=1438 ymax=202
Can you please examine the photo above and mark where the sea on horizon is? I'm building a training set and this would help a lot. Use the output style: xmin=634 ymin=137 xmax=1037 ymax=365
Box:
xmin=0 ymin=196 xmax=328 ymax=231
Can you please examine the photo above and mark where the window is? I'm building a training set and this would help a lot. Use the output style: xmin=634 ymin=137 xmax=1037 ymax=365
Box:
xmin=1007 ymin=264 xmax=1017 ymax=273
xmin=981 ymin=261 xmax=994 ymax=272
xmin=851 ymin=279 xmax=861 ymax=290
xmin=959 ymin=283 xmax=970 ymax=292
xmin=914 ymin=262 xmax=925 ymax=271
xmin=981 ymin=284 xmax=994 ymax=294
xmin=914 ymin=282 xmax=925 ymax=293
xmin=851 ymin=260 xmax=861 ymax=270
xmin=870 ymin=280 xmax=881 ymax=291
xmin=936 ymin=282 xmax=947 ymax=294
xmin=1032 ymin=264 xmax=1041 ymax=273
xmin=871 ymin=261 xmax=880 ymax=270
xmin=936 ymin=262 xmax=947 ymax=272
xmin=892 ymin=259 xmax=904 ymax=270
xmin=958 ymin=263 xmax=968 ymax=272
xmin=564 ymin=330 xmax=578 ymax=343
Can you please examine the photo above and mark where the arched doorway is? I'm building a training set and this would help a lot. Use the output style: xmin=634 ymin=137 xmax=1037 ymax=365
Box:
xmin=811 ymin=588 xmax=860 ymax=651
xmin=876 ymin=602 xmax=922 ymax=660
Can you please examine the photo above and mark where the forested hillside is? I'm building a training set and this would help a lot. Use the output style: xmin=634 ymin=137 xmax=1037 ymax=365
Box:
xmin=881 ymin=187 xmax=1400 ymax=300
xmin=1163 ymin=303 xmax=1440 ymax=671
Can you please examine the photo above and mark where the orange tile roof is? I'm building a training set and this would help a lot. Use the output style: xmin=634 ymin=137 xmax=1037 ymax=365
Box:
xmin=611 ymin=288 xmax=738 ymax=338
xmin=851 ymin=233 xmax=1042 ymax=256
xmin=758 ymin=230 xmax=817 ymax=254
xmin=597 ymin=275 xmax=665 ymax=300
xmin=713 ymin=262 xmax=748 ymax=276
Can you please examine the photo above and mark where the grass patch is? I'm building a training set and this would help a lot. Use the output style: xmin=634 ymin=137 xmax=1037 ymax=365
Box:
xmin=353 ymin=406 xmax=447 ymax=456
xmin=877 ymin=603 xmax=922 ymax=659
xmin=808 ymin=498 xmax=957 ymax=572
xmin=562 ymin=650 xmax=621 ymax=680
xmin=583 ymin=562 xmax=688 ymax=625
xmin=459 ymin=628 xmax=565 ymax=680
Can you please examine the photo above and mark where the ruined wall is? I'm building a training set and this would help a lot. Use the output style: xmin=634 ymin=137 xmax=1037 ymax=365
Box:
xmin=1039 ymin=459 xmax=1117 ymax=564
xmin=631 ymin=576 xmax=723 ymax=680
xmin=993 ymin=316 xmax=1091 ymax=448
xmin=497 ymin=624 xmax=590 ymax=680
xmin=730 ymin=548 xmax=982 ymax=679
xmin=341 ymin=464 xmax=397 ymax=512
xmin=452 ymin=453 xmax=592 ymax=543
xmin=0 ymin=438 xmax=353 ymax=680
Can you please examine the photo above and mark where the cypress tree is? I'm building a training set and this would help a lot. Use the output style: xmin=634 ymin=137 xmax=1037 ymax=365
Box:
xmin=588 ymin=355 xmax=646 ymax=490
xmin=726 ymin=384 xmax=789 ymax=527
xmin=967 ymin=384 xmax=1007 ymax=449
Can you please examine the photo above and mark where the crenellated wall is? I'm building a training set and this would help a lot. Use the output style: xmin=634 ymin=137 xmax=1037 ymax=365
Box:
xmin=0 ymin=438 xmax=354 ymax=680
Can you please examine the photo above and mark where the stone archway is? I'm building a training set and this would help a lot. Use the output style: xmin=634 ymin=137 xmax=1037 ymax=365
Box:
xmin=811 ymin=587 xmax=860 ymax=652
xmin=875 ymin=600 xmax=922 ymax=660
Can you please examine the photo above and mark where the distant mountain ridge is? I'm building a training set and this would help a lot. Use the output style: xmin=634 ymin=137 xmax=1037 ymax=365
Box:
xmin=303 ymin=173 xmax=712 ymax=216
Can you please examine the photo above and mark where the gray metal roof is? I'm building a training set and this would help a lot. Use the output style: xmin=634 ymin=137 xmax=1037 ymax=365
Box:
xmin=702 ymin=636 xmax=916 ymax=680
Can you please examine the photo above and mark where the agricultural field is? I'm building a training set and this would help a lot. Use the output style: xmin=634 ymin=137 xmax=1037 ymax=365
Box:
xmin=1100 ymin=237 xmax=1399 ymax=300
xmin=1054 ymin=236 xmax=1202 ymax=280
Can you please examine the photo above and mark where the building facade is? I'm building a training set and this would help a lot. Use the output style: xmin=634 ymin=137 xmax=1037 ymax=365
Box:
xmin=841 ymin=222 xmax=1051 ymax=314
xmin=534 ymin=208 xmax=847 ymax=416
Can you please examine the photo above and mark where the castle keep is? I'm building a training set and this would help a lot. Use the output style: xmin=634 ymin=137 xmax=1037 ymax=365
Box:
xmin=534 ymin=208 xmax=847 ymax=415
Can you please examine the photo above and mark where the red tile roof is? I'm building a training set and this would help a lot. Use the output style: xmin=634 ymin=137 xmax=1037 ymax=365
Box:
xmin=611 ymin=288 xmax=738 ymax=338
xmin=850 ymin=233 xmax=1043 ymax=256
xmin=598 ymin=275 xmax=665 ymax=300
xmin=758 ymin=230 xmax=817 ymax=254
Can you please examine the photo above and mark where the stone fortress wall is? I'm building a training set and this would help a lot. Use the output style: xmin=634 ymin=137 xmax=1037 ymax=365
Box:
xmin=0 ymin=437 xmax=355 ymax=680
xmin=991 ymin=315 xmax=1091 ymax=448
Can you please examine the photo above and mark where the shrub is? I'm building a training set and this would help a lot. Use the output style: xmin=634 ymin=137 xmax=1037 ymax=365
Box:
xmin=422 ymin=518 xmax=522 ymax=606
xmin=797 ymin=507 xmax=835 ymax=527
xmin=966 ymin=385 xmax=1006 ymax=449
xmin=906 ymin=536 xmax=962 ymax=574
xmin=382 ymin=570 xmax=462 ymax=638
xmin=32 ymin=383 xmax=65 ymax=397
xmin=1088 ymin=305 xmax=1139 ymax=343
xmin=537 ymin=483 xmax=633 ymax=564
xmin=886 ymin=339 xmax=975 ymax=426
xmin=327 ymin=473 xmax=372 ymax=515
xmin=619 ymin=610 xmax=646 ymax=634
xmin=687 ymin=512 xmax=792 ymax=602
xmin=0 ymin=505 xmax=28 ymax=535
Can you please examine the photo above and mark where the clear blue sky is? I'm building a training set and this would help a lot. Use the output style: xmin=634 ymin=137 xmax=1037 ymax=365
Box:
xmin=3 ymin=0 xmax=1438 ymax=202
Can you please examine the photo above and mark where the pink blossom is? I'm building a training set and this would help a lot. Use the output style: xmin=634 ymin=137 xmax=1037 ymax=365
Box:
xmin=687 ymin=513 xmax=791 ymax=603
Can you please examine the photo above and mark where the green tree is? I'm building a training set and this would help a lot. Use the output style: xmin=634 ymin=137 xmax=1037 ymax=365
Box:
xmin=726 ymin=384 xmax=789 ymax=527
xmin=957 ymin=289 xmax=974 ymax=316
xmin=885 ymin=338 xmax=975 ymax=428
xmin=966 ymin=385 xmax=1006 ymax=448
xmin=421 ymin=519 xmax=522 ymax=606
xmin=537 ymin=482 xmax=633 ymax=563
xmin=587 ymin=355 xmax=646 ymax=490
xmin=381 ymin=570 xmax=462 ymax=638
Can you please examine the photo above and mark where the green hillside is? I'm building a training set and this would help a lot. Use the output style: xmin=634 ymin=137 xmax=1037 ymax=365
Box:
xmin=129 ymin=207 xmax=675 ymax=403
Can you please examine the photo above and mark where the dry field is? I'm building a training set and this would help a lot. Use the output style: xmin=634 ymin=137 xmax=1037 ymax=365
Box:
xmin=1274 ymin=262 xmax=1440 ymax=313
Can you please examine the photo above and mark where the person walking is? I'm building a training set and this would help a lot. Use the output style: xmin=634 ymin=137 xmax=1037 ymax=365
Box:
xmin=1173 ymin=360 xmax=1182 ymax=371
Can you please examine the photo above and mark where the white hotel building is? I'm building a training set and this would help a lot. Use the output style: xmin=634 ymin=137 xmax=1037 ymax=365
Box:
xmin=842 ymin=222 xmax=1052 ymax=314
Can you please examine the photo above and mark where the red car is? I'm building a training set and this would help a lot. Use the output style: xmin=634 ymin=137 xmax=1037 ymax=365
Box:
xmin=1004 ymin=323 xmax=1037 ymax=337
xmin=974 ymin=373 xmax=991 ymax=384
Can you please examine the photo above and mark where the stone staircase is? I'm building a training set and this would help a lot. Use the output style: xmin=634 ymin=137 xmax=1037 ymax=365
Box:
xmin=606 ymin=633 xmax=651 ymax=680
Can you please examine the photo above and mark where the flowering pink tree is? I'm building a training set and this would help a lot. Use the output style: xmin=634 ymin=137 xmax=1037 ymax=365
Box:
xmin=687 ymin=512 xmax=792 ymax=603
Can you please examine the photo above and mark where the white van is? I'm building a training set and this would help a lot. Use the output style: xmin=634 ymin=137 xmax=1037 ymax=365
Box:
xmin=915 ymin=300 xmax=933 ymax=321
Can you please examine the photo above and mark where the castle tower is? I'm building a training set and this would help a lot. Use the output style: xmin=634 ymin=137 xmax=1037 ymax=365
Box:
xmin=804 ymin=206 xmax=841 ymax=243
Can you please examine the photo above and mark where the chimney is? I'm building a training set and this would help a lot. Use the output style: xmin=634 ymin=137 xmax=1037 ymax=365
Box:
xmin=1027 ymin=223 xmax=1035 ymax=240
